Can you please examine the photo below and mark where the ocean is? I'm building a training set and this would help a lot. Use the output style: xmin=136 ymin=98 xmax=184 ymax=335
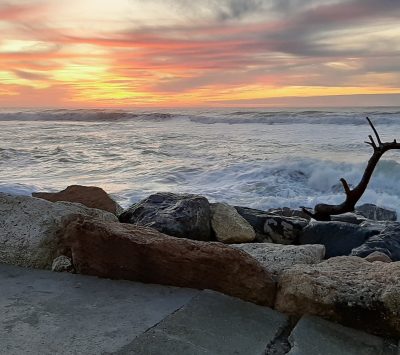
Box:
xmin=1 ymin=107 xmax=400 ymax=215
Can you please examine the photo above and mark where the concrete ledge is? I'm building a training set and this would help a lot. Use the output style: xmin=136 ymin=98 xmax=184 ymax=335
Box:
xmin=288 ymin=315 xmax=398 ymax=355
xmin=0 ymin=264 xmax=198 ymax=355
xmin=123 ymin=290 xmax=289 ymax=355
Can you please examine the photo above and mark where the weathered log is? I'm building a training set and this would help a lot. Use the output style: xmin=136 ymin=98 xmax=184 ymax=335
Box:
xmin=302 ymin=117 xmax=400 ymax=221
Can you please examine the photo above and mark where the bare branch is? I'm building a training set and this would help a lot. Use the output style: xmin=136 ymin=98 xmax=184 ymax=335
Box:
xmin=366 ymin=117 xmax=382 ymax=146
xmin=368 ymin=135 xmax=377 ymax=149
xmin=305 ymin=117 xmax=400 ymax=220
xmin=340 ymin=178 xmax=351 ymax=195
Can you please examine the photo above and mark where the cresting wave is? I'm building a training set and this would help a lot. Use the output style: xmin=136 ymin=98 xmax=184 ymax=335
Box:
xmin=1 ymin=108 xmax=400 ymax=125
xmin=1 ymin=157 xmax=400 ymax=216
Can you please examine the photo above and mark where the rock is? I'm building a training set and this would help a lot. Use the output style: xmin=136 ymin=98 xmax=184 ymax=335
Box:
xmin=275 ymin=256 xmax=400 ymax=337
xmin=51 ymin=255 xmax=74 ymax=272
xmin=299 ymin=221 xmax=378 ymax=258
xmin=234 ymin=206 xmax=272 ymax=242
xmin=288 ymin=315 xmax=395 ymax=355
xmin=64 ymin=219 xmax=276 ymax=306
xmin=331 ymin=212 xmax=366 ymax=225
xmin=364 ymin=251 xmax=392 ymax=263
xmin=267 ymin=207 xmax=311 ymax=221
xmin=119 ymin=192 xmax=211 ymax=241
xmin=232 ymin=243 xmax=325 ymax=276
xmin=210 ymin=203 xmax=255 ymax=243
xmin=0 ymin=193 xmax=117 ymax=269
xmin=351 ymin=223 xmax=400 ymax=261
xmin=264 ymin=215 xmax=308 ymax=244
xmin=356 ymin=203 xmax=397 ymax=221
xmin=33 ymin=185 xmax=123 ymax=216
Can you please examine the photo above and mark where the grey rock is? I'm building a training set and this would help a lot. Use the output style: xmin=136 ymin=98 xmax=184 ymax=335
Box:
xmin=51 ymin=255 xmax=74 ymax=272
xmin=351 ymin=223 xmax=400 ymax=261
xmin=0 ymin=193 xmax=117 ymax=269
xmin=288 ymin=315 xmax=396 ymax=355
xmin=364 ymin=251 xmax=392 ymax=263
xmin=356 ymin=203 xmax=397 ymax=221
xmin=210 ymin=203 xmax=255 ymax=243
xmin=234 ymin=206 xmax=267 ymax=232
xmin=331 ymin=212 xmax=366 ymax=224
xmin=232 ymin=243 xmax=325 ymax=276
xmin=299 ymin=221 xmax=378 ymax=258
xmin=265 ymin=215 xmax=309 ymax=244
xmin=125 ymin=290 xmax=289 ymax=355
xmin=268 ymin=206 xmax=311 ymax=220
xmin=119 ymin=192 xmax=211 ymax=241
xmin=275 ymin=256 xmax=400 ymax=337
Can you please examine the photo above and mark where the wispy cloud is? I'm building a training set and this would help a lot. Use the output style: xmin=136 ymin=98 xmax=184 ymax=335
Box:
xmin=1 ymin=0 xmax=399 ymax=107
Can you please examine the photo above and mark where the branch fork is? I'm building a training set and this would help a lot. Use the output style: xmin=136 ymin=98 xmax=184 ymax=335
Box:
xmin=302 ymin=117 xmax=400 ymax=221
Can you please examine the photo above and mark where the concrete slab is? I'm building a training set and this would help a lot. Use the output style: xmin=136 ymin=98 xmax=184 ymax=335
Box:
xmin=0 ymin=264 xmax=198 ymax=355
xmin=288 ymin=315 xmax=398 ymax=355
xmin=124 ymin=290 xmax=288 ymax=355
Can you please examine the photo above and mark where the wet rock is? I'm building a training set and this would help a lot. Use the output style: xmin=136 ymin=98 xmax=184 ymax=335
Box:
xmin=364 ymin=251 xmax=392 ymax=263
xmin=331 ymin=212 xmax=366 ymax=225
xmin=33 ymin=185 xmax=123 ymax=216
xmin=210 ymin=203 xmax=255 ymax=243
xmin=275 ymin=256 xmax=400 ymax=337
xmin=51 ymin=255 xmax=74 ymax=272
xmin=351 ymin=223 xmax=400 ymax=261
xmin=65 ymin=219 xmax=276 ymax=306
xmin=299 ymin=221 xmax=378 ymax=258
xmin=0 ymin=193 xmax=117 ymax=269
xmin=356 ymin=203 xmax=397 ymax=221
xmin=267 ymin=207 xmax=311 ymax=221
xmin=232 ymin=243 xmax=325 ymax=276
xmin=119 ymin=192 xmax=211 ymax=241
xmin=265 ymin=215 xmax=308 ymax=244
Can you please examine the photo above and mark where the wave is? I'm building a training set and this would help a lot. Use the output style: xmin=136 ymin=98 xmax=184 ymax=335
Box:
xmin=1 ymin=157 xmax=400 ymax=216
xmin=0 ymin=108 xmax=399 ymax=125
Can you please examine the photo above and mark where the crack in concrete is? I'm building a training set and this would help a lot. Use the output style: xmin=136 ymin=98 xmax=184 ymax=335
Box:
xmin=265 ymin=316 xmax=299 ymax=355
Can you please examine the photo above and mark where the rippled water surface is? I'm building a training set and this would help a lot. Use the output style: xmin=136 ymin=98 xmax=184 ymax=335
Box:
xmin=1 ymin=107 xmax=400 ymax=214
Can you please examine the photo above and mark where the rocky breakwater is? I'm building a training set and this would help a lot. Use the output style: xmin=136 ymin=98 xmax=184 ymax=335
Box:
xmin=3 ymin=187 xmax=400 ymax=338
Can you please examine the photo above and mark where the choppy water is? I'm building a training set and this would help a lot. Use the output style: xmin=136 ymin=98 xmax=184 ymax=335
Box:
xmin=1 ymin=107 xmax=400 ymax=214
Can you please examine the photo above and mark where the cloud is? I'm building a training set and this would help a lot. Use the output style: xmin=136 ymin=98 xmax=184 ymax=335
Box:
xmin=1 ymin=0 xmax=400 ymax=106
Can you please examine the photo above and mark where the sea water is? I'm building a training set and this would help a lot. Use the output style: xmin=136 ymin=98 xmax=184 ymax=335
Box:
xmin=1 ymin=107 xmax=400 ymax=214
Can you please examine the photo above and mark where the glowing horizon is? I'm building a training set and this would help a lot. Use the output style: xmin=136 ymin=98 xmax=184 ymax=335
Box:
xmin=1 ymin=0 xmax=400 ymax=108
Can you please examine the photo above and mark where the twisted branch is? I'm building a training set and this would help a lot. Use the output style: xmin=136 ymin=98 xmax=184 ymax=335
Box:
xmin=303 ymin=117 xmax=400 ymax=221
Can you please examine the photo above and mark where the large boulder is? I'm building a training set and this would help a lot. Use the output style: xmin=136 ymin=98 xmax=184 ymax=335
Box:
xmin=211 ymin=203 xmax=255 ymax=243
xmin=119 ymin=192 xmax=211 ymax=241
xmin=33 ymin=185 xmax=123 ymax=215
xmin=0 ymin=193 xmax=117 ymax=269
xmin=232 ymin=243 xmax=325 ymax=276
xmin=64 ymin=219 xmax=276 ymax=306
xmin=264 ymin=215 xmax=308 ymax=244
xmin=356 ymin=203 xmax=397 ymax=221
xmin=299 ymin=221 xmax=378 ymax=258
xmin=275 ymin=256 xmax=400 ymax=337
xmin=351 ymin=223 xmax=400 ymax=261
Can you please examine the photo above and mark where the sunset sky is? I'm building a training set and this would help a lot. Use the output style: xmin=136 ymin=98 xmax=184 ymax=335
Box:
xmin=1 ymin=0 xmax=400 ymax=108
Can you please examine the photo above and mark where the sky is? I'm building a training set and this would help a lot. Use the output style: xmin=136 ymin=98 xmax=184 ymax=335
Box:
xmin=0 ymin=0 xmax=400 ymax=108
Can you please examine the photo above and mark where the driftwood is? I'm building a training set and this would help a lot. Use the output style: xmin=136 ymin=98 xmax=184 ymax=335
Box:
xmin=303 ymin=117 xmax=400 ymax=221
